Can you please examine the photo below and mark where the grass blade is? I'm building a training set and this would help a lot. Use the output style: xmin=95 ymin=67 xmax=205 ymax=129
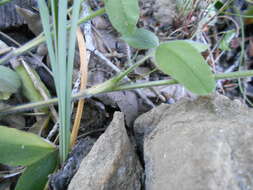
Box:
xmin=66 ymin=0 xmax=82 ymax=147
xmin=57 ymin=0 xmax=69 ymax=163
xmin=37 ymin=0 xmax=58 ymax=88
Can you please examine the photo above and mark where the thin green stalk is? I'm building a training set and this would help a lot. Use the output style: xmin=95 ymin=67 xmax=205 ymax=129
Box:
xmin=0 ymin=34 xmax=45 ymax=65
xmin=114 ymin=70 xmax=253 ymax=91
xmin=214 ymin=70 xmax=253 ymax=80
xmin=114 ymin=51 xmax=155 ymax=83
xmin=222 ymin=12 xmax=253 ymax=18
xmin=0 ymin=8 xmax=105 ymax=65
xmin=2 ymin=69 xmax=253 ymax=115
xmin=77 ymin=7 xmax=105 ymax=25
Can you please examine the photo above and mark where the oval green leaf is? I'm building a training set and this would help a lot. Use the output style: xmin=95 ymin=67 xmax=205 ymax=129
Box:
xmin=121 ymin=28 xmax=159 ymax=49
xmin=0 ymin=126 xmax=56 ymax=166
xmin=0 ymin=65 xmax=21 ymax=93
xmin=15 ymin=151 xmax=58 ymax=190
xmin=104 ymin=0 xmax=139 ymax=35
xmin=155 ymin=40 xmax=215 ymax=95
xmin=185 ymin=40 xmax=209 ymax=52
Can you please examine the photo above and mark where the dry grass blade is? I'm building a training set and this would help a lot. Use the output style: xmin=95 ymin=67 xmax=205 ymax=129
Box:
xmin=71 ymin=27 xmax=89 ymax=147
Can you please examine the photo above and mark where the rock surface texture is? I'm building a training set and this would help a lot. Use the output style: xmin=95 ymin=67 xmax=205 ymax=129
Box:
xmin=68 ymin=112 xmax=143 ymax=190
xmin=134 ymin=94 xmax=253 ymax=190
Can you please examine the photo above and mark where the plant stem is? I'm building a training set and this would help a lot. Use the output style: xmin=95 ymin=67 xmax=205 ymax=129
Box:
xmin=1 ymin=69 xmax=253 ymax=115
xmin=77 ymin=8 xmax=105 ymax=25
xmin=0 ymin=8 xmax=105 ymax=65
xmin=114 ymin=70 xmax=253 ymax=91
xmin=113 ymin=50 xmax=155 ymax=83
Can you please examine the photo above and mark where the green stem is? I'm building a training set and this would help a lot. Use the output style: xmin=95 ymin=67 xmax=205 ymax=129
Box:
xmin=114 ymin=51 xmax=154 ymax=83
xmin=1 ymin=70 xmax=253 ymax=115
xmin=214 ymin=70 xmax=253 ymax=80
xmin=0 ymin=8 xmax=105 ymax=65
xmin=114 ymin=70 xmax=253 ymax=91
xmin=222 ymin=12 xmax=253 ymax=18
xmin=77 ymin=7 xmax=105 ymax=25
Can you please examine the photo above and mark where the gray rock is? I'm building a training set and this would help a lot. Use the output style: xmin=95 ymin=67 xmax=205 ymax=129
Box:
xmin=134 ymin=94 xmax=253 ymax=190
xmin=68 ymin=112 xmax=143 ymax=190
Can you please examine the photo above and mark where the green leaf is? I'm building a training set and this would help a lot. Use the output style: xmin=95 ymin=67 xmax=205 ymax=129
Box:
xmin=219 ymin=30 xmax=236 ymax=51
xmin=104 ymin=0 xmax=139 ymax=35
xmin=0 ymin=126 xmax=56 ymax=166
xmin=15 ymin=151 xmax=58 ymax=190
xmin=64 ymin=0 xmax=82 ymax=163
xmin=185 ymin=40 xmax=209 ymax=52
xmin=155 ymin=40 xmax=215 ymax=95
xmin=0 ymin=65 xmax=21 ymax=93
xmin=121 ymin=28 xmax=159 ymax=49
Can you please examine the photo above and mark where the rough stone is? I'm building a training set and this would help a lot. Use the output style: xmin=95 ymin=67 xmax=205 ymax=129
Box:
xmin=134 ymin=94 xmax=253 ymax=190
xmin=68 ymin=112 xmax=143 ymax=190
